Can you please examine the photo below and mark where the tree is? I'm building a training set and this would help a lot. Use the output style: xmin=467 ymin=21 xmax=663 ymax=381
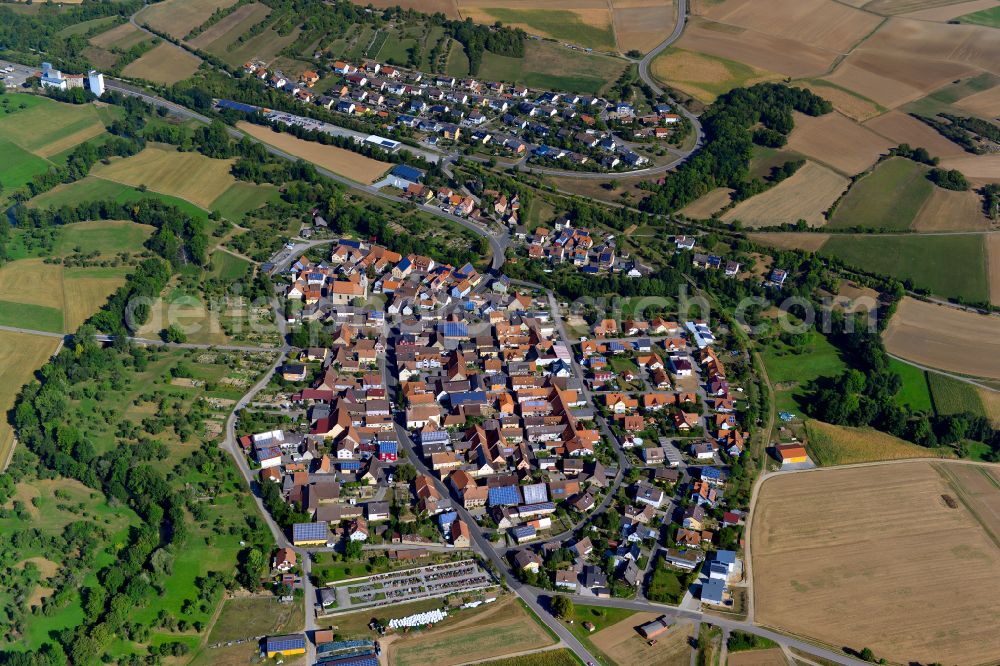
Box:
xmin=860 ymin=647 xmax=875 ymax=662
xmin=550 ymin=594 xmax=573 ymax=619
xmin=344 ymin=539 xmax=363 ymax=560
xmin=162 ymin=325 xmax=187 ymax=343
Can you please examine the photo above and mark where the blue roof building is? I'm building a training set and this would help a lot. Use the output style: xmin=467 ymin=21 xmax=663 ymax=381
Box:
xmin=701 ymin=578 xmax=726 ymax=605
xmin=440 ymin=321 xmax=469 ymax=338
xmin=420 ymin=430 xmax=450 ymax=445
xmin=390 ymin=164 xmax=424 ymax=184
xmin=510 ymin=525 xmax=537 ymax=542
xmin=292 ymin=522 xmax=329 ymax=545
xmin=217 ymin=99 xmax=260 ymax=114
xmin=451 ymin=391 xmax=486 ymax=408
xmin=378 ymin=440 xmax=398 ymax=455
xmin=438 ymin=511 xmax=458 ymax=531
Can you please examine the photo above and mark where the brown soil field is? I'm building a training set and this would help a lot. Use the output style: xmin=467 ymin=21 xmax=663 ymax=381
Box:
xmin=900 ymin=0 xmax=1000 ymax=20
xmin=937 ymin=462 xmax=1000 ymax=547
xmin=883 ymin=296 xmax=1000 ymax=379
xmin=187 ymin=2 xmax=267 ymax=49
xmin=989 ymin=233 xmax=1000 ymax=307
xmin=590 ymin=614 xmax=692 ymax=666
xmin=364 ymin=0 xmax=460 ymax=18
xmin=92 ymin=144 xmax=236 ymax=208
xmin=121 ymin=42 xmax=202 ymax=85
xmin=747 ymin=232 xmax=831 ymax=252
xmin=824 ymin=50 xmax=977 ymax=109
xmin=796 ymin=80 xmax=883 ymax=122
xmin=679 ymin=187 xmax=734 ymax=218
xmin=861 ymin=18 xmax=1000 ymax=76
xmin=752 ymin=461 xmax=1000 ymax=665
xmin=954 ymin=84 xmax=1000 ymax=119
xmin=786 ymin=111 xmax=894 ymax=175
xmin=546 ymin=173 xmax=650 ymax=205
xmin=612 ymin=0 xmax=677 ymax=54
xmin=726 ymin=648 xmax=788 ymax=666
xmin=693 ymin=0 xmax=882 ymax=53
xmin=89 ymin=22 xmax=147 ymax=49
xmin=939 ymin=153 xmax=1000 ymax=184
xmin=385 ymin=598 xmax=555 ymax=666
xmin=864 ymin=0 xmax=988 ymax=14
xmin=0 ymin=332 xmax=60 ymax=469
xmin=238 ymin=122 xmax=392 ymax=183
xmin=722 ymin=161 xmax=848 ymax=227
xmin=910 ymin=187 xmax=992 ymax=231
xmin=139 ymin=0 xmax=239 ymax=39
xmin=863 ymin=110 xmax=967 ymax=159
xmin=676 ymin=17 xmax=835 ymax=79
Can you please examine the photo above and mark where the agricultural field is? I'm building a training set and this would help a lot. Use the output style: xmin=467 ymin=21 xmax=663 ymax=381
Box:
xmin=138 ymin=0 xmax=240 ymax=40
xmin=0 ymin=140 xmax=51 ymax=193
xmin=89 ymin=22 xmax=151 ymax=50
xmin=210 ymin=250 xmax=252 ymax=281
xmin=820 ymin=234 xmax=989 ymax=303
xmin=927 ymin=370 xmax=988 ymax=416
xmin=588 ymin=612 xmax=693 ymax=666
xmin=611 ymin=0 xmax=677 ymax=54
xmin=796 ymin=79 xmax=884 ymax=122
xmin=785 ymin=111 xmax=894 ymax=176
xmin=0 ymin=93 xmax=107 ymax=160
xmin=473 ymin=40 xmax=628 ymax=94
xmin=121 ymin=41 xmax=203 ymax=85
xmin=209 ymin=181 xmax=280 ymax=222
xmin=939 ymin=153 xmax=1000 ymax=185
xmin=957 ymin=3 xmax=1000 ymax=25
xmin=752 ymin=461 xmax=1000 ymax=664
xmin=762 ymin=332 xmax=847 ymax=416
xmin=187 ymin=2 xmax=269 ymax=50
xmin=862 ymin=111 xmax=967 ymax=160
xmin=746 ymin=232 xmax=831 ymax=253
xmin=888 ymin=357 xmax=934 ymax=413
xmin=883 ymin=297 xmax=1000 ymax=380
xmin=471 ymin=651 xmax=580 ymax=666
xmin=650 ymin=47 xmax=779 ymax=104
xmin=0 ymin=332 xmax=61 ymax=469
xmin=210 ymin=24 xmax=302 ymax=69
xmin=989 ymin=233 xmax=1000 ymax=307
xmin=726 ymin=649 xmax=787 ymax=666
xmin=828 ymin=158 xmax=933 ymax=230
xmin=28 ymin=176 xmax=211 ymax=223
xmin=91 ymin=144 xmax=238 ymax=209
xmin=678 ymin=187 xmax=734 ymax=219
xmin=901 ymin=71 xmax=999 ymax=120
xmin=803 ymin=419 xmax=950 ymax=466
xmin=953 ymin=83 xmax=1000 ymax=119
xmin=236 ymin=122 xmax=393 ymax=183
xmin=384 ymin=597 xmax=556 ymax=666
xmin=910 ymin=187 xmax=992 ymax=232
xmin=457 ymin=0 xmax=616 ymax=51
xmin=721 ymin=161 xmax=847 ymax=228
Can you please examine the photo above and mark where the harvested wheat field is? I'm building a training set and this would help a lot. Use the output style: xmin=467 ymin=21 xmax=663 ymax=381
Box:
xmin=0 ymin=332 xmax=60 ymax=469
xmin=824 ymin=50 xmax=977 ymax=110
xmin=911 ymin=187 xmax=991 ymax=231
xmin=864 ymin=110 xmax=967 ymax=159
xmin=979 ymin=387 xmax=1000 ymax=427
xmin=139 ymin=0 xmax=239 ymax=39
xmin=650 ymin=47 xmax=780 ymax=103
xmin=865 ymin=0 xmax=991 ymax=14
xmin=89 ymin=22 xmax=148 ymax=50
xmin=747 ymin=232 xmax=831 ymax=252
xmin=954 ymin=83 xmax=1000 ymax=119
xmin=679 ymin=187 xmax=733 ymax=218
xmin=722 ymin=161 xmax=848 ymax=227
xmin=901 ymin=0 xmax=1000 ymax=20
xmin=726 ymin=649 xmax=788 ymax=666
xmin=796 ymin=79 xmax=883 ymax=122
xmin=786 ymin=111 xmax=894 ymax=175
xmin=187 ymin=2 xmax=268 ymax=49
xmin=863 ymin=18 xmax=1000 ymax=75
xmin=883 ymin=297 xmax=1000 ymax=379
xmin=940 ymin=153 xmax=1000 ymax=184
xmin=676 ymin=17 xmax=835 ymax=79
xmin=92 ymin=144 xmax=236 ymax=208
xmin=692 ymin=0 xmax=882 ymax=53
xmin=238 ymin=122 xmax=391 ymax=183
xmin=612 ymin=0 xmax=676 ymax=54
xmin=590 ymin=614 xmax=692 ymax=666
xmin=990 ymin=233 xmax=1000 ymax=306
xmin=121 ymin=42 xmax=202 ymax=85
xmin=752 ymin=461 xmax=1000 ymax=665
xmin=62 ymin=268 xmax=129 ymax=332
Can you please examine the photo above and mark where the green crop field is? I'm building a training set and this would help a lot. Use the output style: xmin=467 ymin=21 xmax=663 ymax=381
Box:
xmin=29 ymin=175 xmax=211 ymax=222
xmin=762 ymin=332 xmax=847 ymax=415
xmin=829 ymin=158 xmax=933 ymax=230
xmin=928 ymin=371 xmax=986 ymax=416
xmin=481 ymin=8 xmax=616 ymax=51
xmin=0 ymin=301 xmax=64 ymax=332
xmin=820 ymin=234 xmax=989 ymax=303
xmin=889 ymin=357 xmax=933 ymax=413
xmin=959 ymin=6 xmax=1000 ymax=27
xmin=56 ymin=16 xmax=120 ymax=37
xmin=209 ymin=181 xmax=279 ymax=222
xmin=0 ymin=93 xmax=104 ymax=157
xmin=476 ymin=40 xmax=627 ymax=94
xmin=54 ymin=220 xmax=154 ymax=256
xmin=0 ymin=139 xmax=52 ymax=192
xmin=210 ymin=250 xmax=251 ymax=280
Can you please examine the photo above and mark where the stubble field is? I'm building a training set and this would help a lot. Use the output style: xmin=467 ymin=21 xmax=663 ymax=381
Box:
xmin=0 ymin=332 xmax=61 ymax=469
xmin=721 ymin=161 xmax=847 ymax=227
xmin=785 ymin=111 xmax=894 ymax=175
xmin=121 ymin=42 xmax=203 ymax=85
xmin=138 ymin=0 xmax=239 ymax=39
xmin=883 ymin=297 xmax=1000 ymax=379
xmin=752 ymin=461 xmax=1000 ymax=665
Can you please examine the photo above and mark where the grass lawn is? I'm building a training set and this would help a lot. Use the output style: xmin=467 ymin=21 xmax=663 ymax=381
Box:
xmin=0 ymin=301 xmax=64 ymax=332
xmin=210 ymin=250 xmax=251 ymax=280
xmin=56 ymin=16 xmax=120 ymax=36
xmin=829 ymin=158 xmax=933 ymax=230
xmin=0 ymin=139 xmax=52 ymax=192
xmin=477 ymin=40 xmax=627 ymax=94
xmin=959 ymin=6 xmax=1000 ymax=27
xmin=761 ymin=332 xmax=847 ymax=415
xmin=209 ymin=181 xmax=279 ymax=222
xmin=889 ymin=357 xmax=933 ymax=413
xmin=472 ymin=650 xmax=580 ymax=666
xmin=820 ymin=234 xmax=989 ymax=303
xmin=480 ymin=8 xmax=615 ymax=51
xmin=29 ymin=175 xmax=211 ymax=222
xmin=569 ymin=604 xmax=634 ymax=633
xmin=54 ymin=220 xmax=154 ymax=256
xmin=928 ymin=371 xmax=986 ymax=417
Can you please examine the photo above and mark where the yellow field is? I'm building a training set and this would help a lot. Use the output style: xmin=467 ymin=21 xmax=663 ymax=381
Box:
xmin=722 ymin=161 xmax=848 ymax=227
xmin=939 ymin=153 xmax=1000 ymax=185
xmin=954 ymin=83 xmax=1000 ymax=120
xmin=0 ymin=332 xmax=61 ymax=469
xmin=726 ymin=649 xmax=787 ymax=666
xmin=237 ymin=122 xmax=392 ymax=183
xmin=796 ymin=80 xmax=883 ymax=122
xmin=92 ymin=144 xmax=237 ymax=208
xmin=979 ymin=387 xmax=1000 ymax=427
xmin=747 ymin=232 xmax=831 ymax=252
xmin=62 ymin=269 xmax=129 ymax=332
xmin=457 ymin=0 xmax=615 ymax=49
xmin=139 ymin=0 xmax=240 ymax=39
xmin=187 ymin=2 xmax=267 ymax=49
xmin=804 ymin=419 xmax=952 ymax=466
xmin=786 ymin=111 xmax=894 ymax=175
xmin=910 ymin=187 xmax=991 ymax=231
xmin=89 ymin=22 xmax=149 ymax=49
xmin=883 ymin=297 xmax=1000 ymax=379
xmin=864 ymin=110 xmax=967 ymax=158
xmin=650 ymin=47 xmax=780 ymax=103
xmin=121 ymin=42 xmax=202 ymax=85
xmin=678 ymin=187 xmax=734 ymax=218
xmin=753 ymin=461 xmax=1000 ymax=665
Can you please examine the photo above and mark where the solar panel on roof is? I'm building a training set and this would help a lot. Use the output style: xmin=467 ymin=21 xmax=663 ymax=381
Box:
xmin=521 ymin=483 xmax=548 ymax=504
xmin=265 ymin=634 xmax=306 ymax=651
xmin=292 ymin=523 xmax=328 ymax=541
